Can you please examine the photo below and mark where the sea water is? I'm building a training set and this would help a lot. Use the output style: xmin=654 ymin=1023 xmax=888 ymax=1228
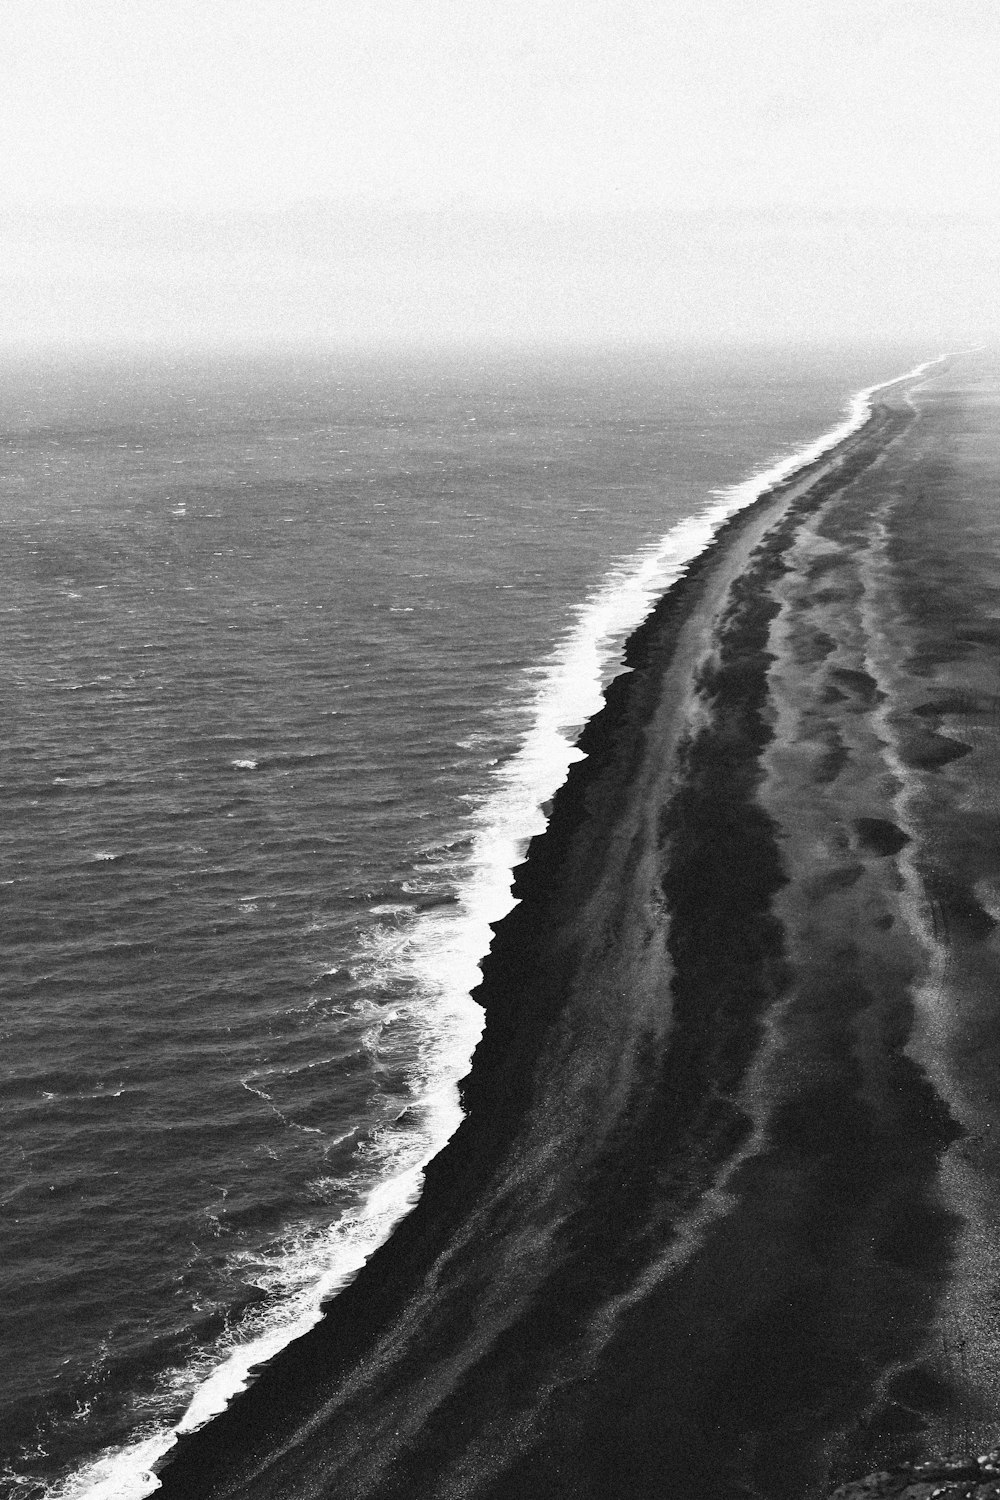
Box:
xmin=0 ymin=342 xmax=932 ymax=1499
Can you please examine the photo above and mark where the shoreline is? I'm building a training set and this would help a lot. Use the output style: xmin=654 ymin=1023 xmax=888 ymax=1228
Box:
xmin=52 ymin=365 xmax=933 ymax=1500
xmin=150 ymin=385 xmax=941 ymax=1499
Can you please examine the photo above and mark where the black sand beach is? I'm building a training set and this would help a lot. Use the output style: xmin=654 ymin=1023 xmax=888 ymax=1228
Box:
xmin=154 ymin=356 xmax=1000 ymax=1500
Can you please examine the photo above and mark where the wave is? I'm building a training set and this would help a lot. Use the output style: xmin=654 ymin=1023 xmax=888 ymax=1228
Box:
xmin=42 ymin=355 xmax=942 ymax=1500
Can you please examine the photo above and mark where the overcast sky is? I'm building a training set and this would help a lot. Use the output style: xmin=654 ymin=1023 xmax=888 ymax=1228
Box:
xmin=2 ymin=0 xmax=998 ymax=346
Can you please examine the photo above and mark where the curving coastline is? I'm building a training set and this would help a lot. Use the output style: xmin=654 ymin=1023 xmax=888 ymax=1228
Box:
xmin=142 ymin=355 xmax=1000 ymax=1500
xmin=48 ymin=365 xmax=929 ymax=1500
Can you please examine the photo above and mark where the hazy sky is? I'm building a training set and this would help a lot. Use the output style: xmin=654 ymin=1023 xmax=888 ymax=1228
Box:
xmin=2 ymin=0 xmax=998 ymax=345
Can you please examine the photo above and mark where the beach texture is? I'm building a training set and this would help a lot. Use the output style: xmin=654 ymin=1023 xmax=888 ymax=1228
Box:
xmin=154 ymin=356 xmax=1000 ymax=1500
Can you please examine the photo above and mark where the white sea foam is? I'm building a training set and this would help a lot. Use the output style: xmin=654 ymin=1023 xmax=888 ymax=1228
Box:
xmin=45 ymin=355 xmax=942 ymax=1500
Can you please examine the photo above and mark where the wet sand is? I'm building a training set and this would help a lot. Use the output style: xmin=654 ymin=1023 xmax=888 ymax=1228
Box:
xmin=155 ymin=355 xmax=1000 ymax=1500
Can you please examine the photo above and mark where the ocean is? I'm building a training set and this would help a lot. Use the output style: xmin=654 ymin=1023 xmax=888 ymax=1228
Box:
xmin=0 ymin=343 xmax=932 ymax=1499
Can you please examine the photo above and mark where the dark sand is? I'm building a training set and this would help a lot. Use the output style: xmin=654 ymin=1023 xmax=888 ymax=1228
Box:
xmin=155 ymin=356 xmax=1000 ymax=1500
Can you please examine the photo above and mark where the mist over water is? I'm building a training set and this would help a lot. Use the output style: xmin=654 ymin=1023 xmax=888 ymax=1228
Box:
xmin=3 ymin=204 xmax=997 ymax=347
xmin=0 ymin=343 xmax=930 ymax=1499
